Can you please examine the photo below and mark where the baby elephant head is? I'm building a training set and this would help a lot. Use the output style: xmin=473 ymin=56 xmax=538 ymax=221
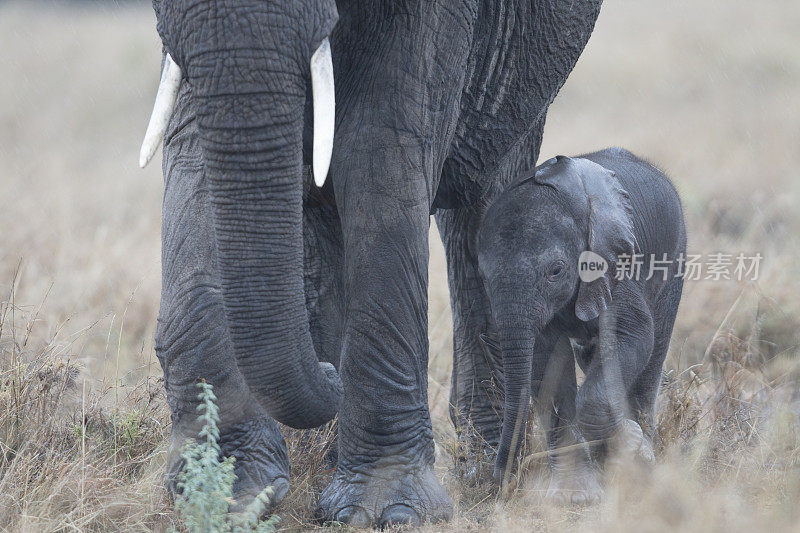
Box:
xmin=477 ymin=155 xmax=638 ymax=487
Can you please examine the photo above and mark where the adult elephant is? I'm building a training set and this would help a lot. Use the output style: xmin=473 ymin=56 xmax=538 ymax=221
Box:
xmin=142 ymin=0 xmax=602 ymax=527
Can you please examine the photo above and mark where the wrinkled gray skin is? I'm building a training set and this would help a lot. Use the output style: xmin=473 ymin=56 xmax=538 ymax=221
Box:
xmin=151 ymin=0 xmax=602 ymax=526
xmin=477 ymin=148 xmax=686 ymax=504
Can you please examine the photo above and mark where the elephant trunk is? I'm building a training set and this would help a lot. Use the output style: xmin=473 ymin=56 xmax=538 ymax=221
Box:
xmin=492 ymin=304 xmax=543 ymax=487
xmin=168 ymin=3 xmax=341 ymax=429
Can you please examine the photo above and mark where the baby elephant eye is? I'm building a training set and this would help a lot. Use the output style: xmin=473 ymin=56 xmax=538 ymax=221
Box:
xmin=547 ymin=260 xmax=567 ymax=281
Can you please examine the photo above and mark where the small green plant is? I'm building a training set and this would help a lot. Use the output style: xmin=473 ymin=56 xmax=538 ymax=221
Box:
xmin=173 ymin=382 xmax=280 ymax=533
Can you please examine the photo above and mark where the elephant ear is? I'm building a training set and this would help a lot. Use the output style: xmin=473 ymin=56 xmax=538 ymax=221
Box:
xmin=574 ymin=158 xmax=638 ymax=321
xmin=533 ymin=156 xmax=638 ymax=321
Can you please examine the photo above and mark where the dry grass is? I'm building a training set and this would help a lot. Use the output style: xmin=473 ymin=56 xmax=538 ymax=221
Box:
xmin=1 ymin=0 xmax=800 ymax=531
xmin=0 ymin=267 xmax=174 ymax=531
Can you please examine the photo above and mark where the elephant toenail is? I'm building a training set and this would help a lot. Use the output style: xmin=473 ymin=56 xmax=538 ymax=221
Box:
xmin=335 ymin=506 xmax=370 ymax=527
xmin=380 ymin=504 xmax=420 ymax=528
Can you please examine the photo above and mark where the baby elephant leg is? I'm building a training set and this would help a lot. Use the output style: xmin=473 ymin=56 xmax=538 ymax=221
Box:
xmin=575 ymin=282 xmax=655 ymax=465
xmin=533 ymin=335 xmax=601 ymax=505
xmin=627 ymin=276 xmax=684 ymax=462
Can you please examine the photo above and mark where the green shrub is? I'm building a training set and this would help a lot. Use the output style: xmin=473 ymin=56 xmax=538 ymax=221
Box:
xmin=173 ymin=382 xmax=280 ymax=533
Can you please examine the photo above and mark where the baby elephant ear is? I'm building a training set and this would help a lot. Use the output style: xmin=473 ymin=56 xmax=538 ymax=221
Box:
xmin=576 ymin=274 xmax=612 ymax=322
xmin=574 ymin=158 xmax=638 ymax=321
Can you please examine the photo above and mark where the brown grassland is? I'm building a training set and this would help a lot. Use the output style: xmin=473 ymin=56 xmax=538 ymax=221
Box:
xmin=1 ymin=0 xmax=799 ymax=530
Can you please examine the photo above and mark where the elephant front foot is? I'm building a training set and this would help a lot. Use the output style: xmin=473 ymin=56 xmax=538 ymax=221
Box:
xmin=316 ymin=458 xmax=453 ymax=528
xmin=607 ymin=419 xmax=655 ymax=469
xmin=222 ymin=417 xmax=290 ymax=513
xmin=640 ymin=436 xmax=656 ymax=464
xmin=546 ymin=438 xmax=603 ymax=506
xmin=167 ymin=415 xmax=290 ymax=514
xmin=546 ymin=465 xmax=603 ymax=506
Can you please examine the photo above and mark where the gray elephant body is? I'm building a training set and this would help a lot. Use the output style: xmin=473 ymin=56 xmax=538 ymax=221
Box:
xmin=477 ymin=148 xmax=686 ymax=502
xmin=151 ymin=0 xmax=602 ymax=526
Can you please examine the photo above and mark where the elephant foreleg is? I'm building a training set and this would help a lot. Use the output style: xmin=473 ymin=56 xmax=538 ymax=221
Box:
xmin=575 ymin=281 xmax=656 ymax=465
xmin=532 ymin=334 xmax=601 ymax=505
xmin=626 ymin=275 xmax=683 ymax=460
xmin=435 ymin=204 xmax=504 ymax=482
xmin=316 ymin=140 xmax=452 ymax=528
xmin=434 ymin=118 xmax=548 ymax=480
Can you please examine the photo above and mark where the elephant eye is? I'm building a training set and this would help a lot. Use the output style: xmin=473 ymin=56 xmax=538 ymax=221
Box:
xmin=547 ymin=260 xmax=567 ymax=281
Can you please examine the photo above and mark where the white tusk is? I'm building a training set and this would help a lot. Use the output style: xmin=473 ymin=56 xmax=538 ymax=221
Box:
xmin=139 ymin=54 xmax=182 ymax=168
xmin=310 ymin=38 xmax=335 ymax=187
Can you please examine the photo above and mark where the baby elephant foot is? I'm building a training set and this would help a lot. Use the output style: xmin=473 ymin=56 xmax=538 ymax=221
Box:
xmin=638 ymin=432 xmax=656 ymax=465
xmin=546 ymin=462 xmax=603 ymax=506
xmin=607 ymin=419 xmax=655 ymax=469
xmin=167 ymin=415 xmax=290 ymax=514
xmin=546 ymin=472 xmax=603 ymax=506
xmin=316 ymin=458 xmax=453 ymax=528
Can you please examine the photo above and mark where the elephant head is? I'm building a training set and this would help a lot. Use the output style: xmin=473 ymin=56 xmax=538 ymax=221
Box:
xmin=477 ymin=155 xmax=638 ymax=485
xmin=140 ymin=0 xmax=342 ymax=429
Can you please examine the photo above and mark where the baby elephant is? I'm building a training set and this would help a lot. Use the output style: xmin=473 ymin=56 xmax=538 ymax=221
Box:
xmin=477 ymin=147 xmax=685 ymax=504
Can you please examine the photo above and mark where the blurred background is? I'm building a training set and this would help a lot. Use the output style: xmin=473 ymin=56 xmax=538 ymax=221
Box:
xmin=1 ymin=0 xmax=799 ymax=530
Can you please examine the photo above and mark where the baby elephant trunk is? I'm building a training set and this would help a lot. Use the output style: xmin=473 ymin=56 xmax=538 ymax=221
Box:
xmin=493 ymin=305 xmax=543 ymax=487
